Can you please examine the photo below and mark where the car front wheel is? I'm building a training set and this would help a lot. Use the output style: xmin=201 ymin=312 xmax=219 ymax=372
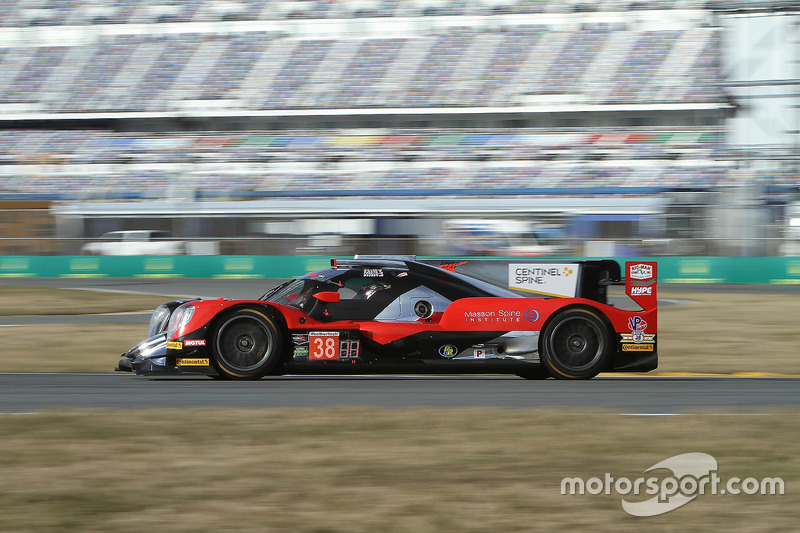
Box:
xmin=212 ymin=308 xmax=284 ymax=380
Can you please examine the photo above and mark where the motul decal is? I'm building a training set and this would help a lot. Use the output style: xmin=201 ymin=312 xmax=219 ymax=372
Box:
xmin=184 ymin=339 xmax=206 ymax=347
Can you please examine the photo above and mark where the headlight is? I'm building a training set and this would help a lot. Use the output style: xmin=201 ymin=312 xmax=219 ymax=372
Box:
xmin=138 ymin=333 xmax=167 ymax=357
xmin=148 ymin=304 xmax=173 ymax=337
xmin=166 ymin=304 xmax=195 ymax=339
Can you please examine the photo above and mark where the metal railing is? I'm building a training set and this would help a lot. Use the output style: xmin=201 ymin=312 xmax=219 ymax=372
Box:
xmin=0 ymin=234 xmax=797 ymax=257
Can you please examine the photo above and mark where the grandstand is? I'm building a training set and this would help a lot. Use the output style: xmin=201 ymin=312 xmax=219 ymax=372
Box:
xmin=0 ymin=12 xmax=724 ymax=114
xmin=0 ymin=0 xmax=796 ymax=255
xmin=0 ymin=129 xmax=734 ymax=200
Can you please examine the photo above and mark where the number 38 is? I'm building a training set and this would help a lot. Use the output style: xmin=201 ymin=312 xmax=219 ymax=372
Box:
xmin=309 ymin=333 xmax=339 ymax=360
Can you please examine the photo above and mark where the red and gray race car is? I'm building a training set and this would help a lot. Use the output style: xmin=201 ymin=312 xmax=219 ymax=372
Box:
xmin=117 ymin=256 xmax=658 ymax=380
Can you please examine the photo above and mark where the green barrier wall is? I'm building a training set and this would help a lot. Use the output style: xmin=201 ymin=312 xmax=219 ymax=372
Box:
xmin=1 ymin=256 xmax=799 ymax=284
xmin=0 ymin=256 xmax=332 ymax=280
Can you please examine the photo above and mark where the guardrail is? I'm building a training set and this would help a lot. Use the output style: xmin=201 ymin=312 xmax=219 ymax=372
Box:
xmin=1 ymin=256 xmax=799 ymax=284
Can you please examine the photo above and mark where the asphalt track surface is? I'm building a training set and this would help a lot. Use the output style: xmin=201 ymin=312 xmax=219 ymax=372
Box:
xmin=0 ymin=373 xmax=798 ymax=413
xmin=1 ymin=277 xmax=799 ymax=413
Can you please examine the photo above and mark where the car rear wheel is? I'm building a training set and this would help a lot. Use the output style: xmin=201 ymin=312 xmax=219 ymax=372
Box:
xmin=539 ymin=308 xmax=612 ymax=380
xmin=212 ymin=308 xmax=284 ymax=380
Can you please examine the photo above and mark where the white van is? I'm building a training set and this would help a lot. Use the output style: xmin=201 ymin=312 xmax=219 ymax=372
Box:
xmin=81 ymin=230 xmax=186 ymax=256
xmin=441 ymin=219 xmax=562 ymax=257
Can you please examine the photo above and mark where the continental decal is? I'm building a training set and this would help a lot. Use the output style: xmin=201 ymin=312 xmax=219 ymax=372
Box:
xmin=177 ymin=358 xmax=210 ymax=366
xmin=167 ymin=341 xmax=183 ymax=350
xmin=621 ymin=344 xmax=655 ymax=352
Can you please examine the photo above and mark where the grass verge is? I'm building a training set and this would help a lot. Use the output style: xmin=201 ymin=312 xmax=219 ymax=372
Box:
xmin=0 ymin=324 xmax=147 ymax=373
xmin=655 ymin=291 xmax=800 ymax=374
xmin=0 ymin=285 xmax=169 ymax=316
xmin=0 ymin=408 xmax=796 ymax=532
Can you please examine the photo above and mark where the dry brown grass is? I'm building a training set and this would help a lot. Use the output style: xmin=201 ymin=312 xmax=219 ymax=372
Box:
xmin=0 ymin=285 xmax=168 ymax=316
xmin=0 ymin=408 xmax=796 ymax=532
xmin=654 ymin=291 xmax=800 ymax=374
xmin=0 ymin=323 xmax=147 ymax=373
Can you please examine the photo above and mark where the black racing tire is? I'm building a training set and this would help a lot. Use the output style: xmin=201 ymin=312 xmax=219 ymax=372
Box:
xmin=539 ymin=308 xmax=613 ymax=380
xmin=211 ymin=308 xmax=284 ymax=380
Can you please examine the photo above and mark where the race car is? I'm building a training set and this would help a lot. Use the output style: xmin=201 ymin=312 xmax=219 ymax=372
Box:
xmin=117 ymin=256 xmax=658 ymax=380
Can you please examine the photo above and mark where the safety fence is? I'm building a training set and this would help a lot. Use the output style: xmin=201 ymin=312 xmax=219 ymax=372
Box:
xmin=0 ymin=256 xmax=799 ymax=284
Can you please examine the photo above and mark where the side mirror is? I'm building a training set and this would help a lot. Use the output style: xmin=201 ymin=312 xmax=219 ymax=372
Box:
xmin=308 ymin=291 xmax=340 ymax=321
xmin=313 ymin=291 xmax=341 ymax=304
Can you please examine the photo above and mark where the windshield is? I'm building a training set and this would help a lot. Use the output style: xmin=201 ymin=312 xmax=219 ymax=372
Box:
xmin=261 ymin=269 xmax=345 ymax=311
xmin=259 ymin=279 xmax=293 ymax=301
xmin=261 ymin=267 xmax=406 ymax=314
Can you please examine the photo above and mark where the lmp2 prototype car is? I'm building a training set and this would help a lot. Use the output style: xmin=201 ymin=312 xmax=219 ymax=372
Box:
xmin=117 ymin=256 xmax=657 ymax=380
